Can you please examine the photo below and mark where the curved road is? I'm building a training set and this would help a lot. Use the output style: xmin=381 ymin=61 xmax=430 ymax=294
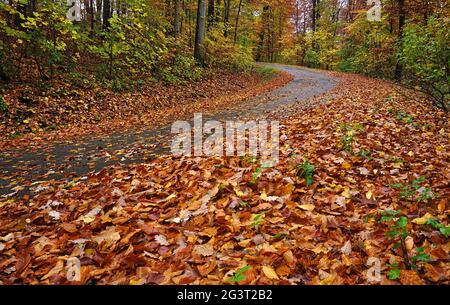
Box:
xmin=0 ymin=64 xmax=336 ymax=197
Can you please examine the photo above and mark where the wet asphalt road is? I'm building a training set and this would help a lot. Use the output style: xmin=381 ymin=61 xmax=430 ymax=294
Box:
xmin=0 ymin=64 xmax=336 ymax=197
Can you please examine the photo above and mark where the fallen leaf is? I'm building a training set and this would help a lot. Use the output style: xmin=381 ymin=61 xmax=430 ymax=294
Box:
xmin=298 ymin=204 xmax=315 ymax=211
xmin=262 ymin=266 xmax=279 ymax=280
xmin=193 ymin=244 xmax=214 ymax=257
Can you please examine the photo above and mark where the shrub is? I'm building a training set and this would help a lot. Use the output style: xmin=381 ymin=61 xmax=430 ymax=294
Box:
xmin=400 ymin=17 xmax=449 ymax=111
xmin=304 ymin=49 xmax=320 ymax=68
xmin=204 ymin=29 xmax=255 ymax=72
xmin=158 ymin=50 xmax=204 ymax=84
xmin=338 ymin=13 xmax=396 ymax=78
xmin=255 ymin=66 xmax=276 ymax=80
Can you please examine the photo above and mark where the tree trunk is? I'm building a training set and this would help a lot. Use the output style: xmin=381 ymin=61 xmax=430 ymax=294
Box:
xmin=90 ymin=0 xmax=95 ymax=34
xmin=194 ymin=0 xmax=207 ymax=64
xmin=102 ymin=0 xmax=111 ymax=30
xmin=394 ymin=0 xmax=406 ymax=81
xmin=312 ymin=0 xmax=316 ymax=32
xmin=174 ymin=0 xmax=182 ymax=37
xmin=207 ymin=0 xmax=215 ymax=30
xmin=224 ymin=0 xmax=231 ymax=37
xmin=233 ymin=0 xmax=243 ymax=44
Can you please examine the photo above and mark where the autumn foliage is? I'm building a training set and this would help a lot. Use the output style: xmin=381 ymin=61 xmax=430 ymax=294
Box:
xmin=1 ymin=72 xmax=448 ymax=284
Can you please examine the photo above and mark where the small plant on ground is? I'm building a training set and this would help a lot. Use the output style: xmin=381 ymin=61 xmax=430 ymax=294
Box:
xmin=425 ymin=218 xmax=450 ymax=238
xmin=273 ymin=232 xmax=288 ymax=240
xmin=387 ymin=263 xmax=401 ymax=280
xmin=8 ymin=131 xmax=21 ymax=139
xmin=250 ymin=213 xmax=264 ymax=229
xmin=354 ymin=148 xmax=372 ymax=160
xmin=410 ymin=247 xmax=430 ymax=267
xmin=390 ymin=176 xmax=434 ymax=202
xmin=228 ymin=265 xmax=252 ymax=283
xmin=338 ymin=122 xmax=364 ymax=153
xmin=239 ymin=200 xmax=249 ymax=207
xmin=245 ymin=156 xmax=258 ymax=164
xmin=250 ymin=167 xmax=263 ymax=184
xmin=249 ymin=162 xmax=271 ymax=185
xmin=293 ymin=159 xmax=315 ymax=186
xmin=380 ymin=211 xmax=411 ymax=270
xmin=396 ymin=110 xmax=415 ymax=124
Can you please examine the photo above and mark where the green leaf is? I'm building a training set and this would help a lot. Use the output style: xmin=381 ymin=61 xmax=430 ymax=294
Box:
xmin=425 ymin=218 xmax=441 ymax=229
xmin=397 ymin=217 xmax=408 ymax=228
xmin=239 ymin=201 xmax=248 ymax=207
xmin=439 ymin=227 xmax=450 ymax=238
xmin=388 ymin=268 xmax=401 ymax=280
xmin=390 ymin=183 xmax=403 ymax=189
xmin=251 ymin=167 xmax=262 ymax=184
xmin=273 ymin=233 xmax=287 ymax=239
xmin=228 ymin=266 xmax=251 ymax=283
xmin=412 ymin=253 xmax=430 ymax=263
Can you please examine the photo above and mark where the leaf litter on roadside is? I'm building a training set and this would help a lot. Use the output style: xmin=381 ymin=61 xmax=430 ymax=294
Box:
xmin=0 ymin=72 xmax=448 ymax=285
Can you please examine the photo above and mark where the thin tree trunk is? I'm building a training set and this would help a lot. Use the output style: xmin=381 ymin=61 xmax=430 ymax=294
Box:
xmin=188 ymin=6 xmax=193 ymax=47
xmin=90 ymin=0 xmax=95 ymax=34
xmin=312 ymin=0 xmax=316 ymax=32
xmin=102 ymin=0 xmax=111 ymax=30
xmin=224 ymin=0 xmax=231 ymax=37
xmin=194 ymin=0 xmax=207 ymax=64
xmin=233 ymin=0 xmax=243 ymax=44
xmin=174 ymin=0 xmax=181 ymax=37
xmin=207 ymin=0 xmax=215 ymax=30
xmin=394 ymin=0 xmax=406 ymax=81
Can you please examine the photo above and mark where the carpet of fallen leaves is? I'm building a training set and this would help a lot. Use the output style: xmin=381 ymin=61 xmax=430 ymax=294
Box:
xmin=0 ymin=72 xmax=448 ymax=285
xmin=0 ymin=70 xmax=292 ymax=150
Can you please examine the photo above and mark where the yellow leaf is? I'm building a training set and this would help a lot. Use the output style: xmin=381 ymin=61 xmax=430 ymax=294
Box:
xmin=260 ymin=191 xmax=280 ymax=202
xmin=0 ymin=199 xmax=13 ymax=208
xmin=407 ymin=151 xmax=414 ymax=157
xmin=163 ymin=193 xmax=176 ymax=202
xmin=298 ymin=204 xmax=315 ymax=211
xmin=412 ymin=213 xmax=433 ymax=225
xmin=342 ymin=254 xmax=352 ymax=266
xmin=435 ymin=146 xmax=445 ymax=153
xmin=342 ymin=162 xmax=352 ymax=170
xmin=262 ymin=266 xmax=279 ymax=280
xmin=234 ymin=187 xmax=245 ymax=197
xmin=365 ymin=190 xmax=373 ymax=200
xmin=81 ymin=215 xmax=96 ymax=224
xmin=129 ymin=279 xmax=145 ymax=285
xmin=23 ymin=119 xmax=29 ymax=124
xmin=341 ymin=187 xmax=351 ymax=199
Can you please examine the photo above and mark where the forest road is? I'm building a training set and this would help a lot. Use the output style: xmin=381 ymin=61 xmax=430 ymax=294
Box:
xmin=0 ymin=63 xmax=336 ymax=197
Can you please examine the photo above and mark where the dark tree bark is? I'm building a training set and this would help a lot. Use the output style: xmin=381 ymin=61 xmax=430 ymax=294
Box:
xmin=224 ymin=0 xmax=231 ymax=37
xmin=90 ymin=0 xmax=95 ymax=34
xmin=312 ymin=0 xmax=317 ymax=32
xmin=215 ymin=0 xmax=221 ymax=23
xmin=207 ymin=0 xmax=215 ymax=30
xmin=174 ymin=0 xmax=182 ymax=37
xmin=102 ymin=0 xmax=111 ymax=30
xmin=394 ymin=0 xmax=406 ymax=81
xmin=194 ymin=0 xmax=207 ymax=63
xmin=233 ymin=0 xmax=243 ymax=43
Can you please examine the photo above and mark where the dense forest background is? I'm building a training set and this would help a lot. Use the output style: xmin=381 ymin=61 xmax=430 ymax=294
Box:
xmin=0 ymin=0 xmax=448 ymax=109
